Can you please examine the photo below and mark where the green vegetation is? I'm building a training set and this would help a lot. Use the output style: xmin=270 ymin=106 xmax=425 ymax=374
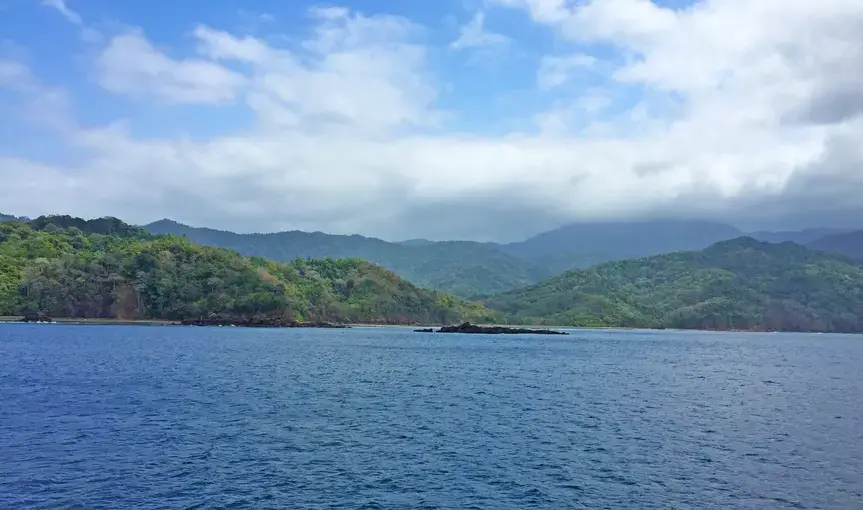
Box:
xmin=5 ymin=214 xmax=862 ymax=333
xmin=145 ymin=219 xmax=863 ymax=299
xmin=0 ymin=217 xmax=496 ymax=325
xmin=485 ymin=237 xmax=863 ymax=333
xmin=145 ymin=220 xmax=546 ymax=297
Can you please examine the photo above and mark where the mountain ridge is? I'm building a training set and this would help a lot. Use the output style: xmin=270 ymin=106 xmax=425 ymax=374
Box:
xmin=7 ymin=214 xmax=860 ymax=299
xmin=143 ymin=218 xmax=863 ymax=297
xmin=0 ymin=218 xmax=494 ymax=325
xmin=5 ymin=215 xmax=863 ymax=333
xmin=144 ymin=219 xmax=546 ymax=297
xmin=484 ymin=236 xmax=863 ymax=333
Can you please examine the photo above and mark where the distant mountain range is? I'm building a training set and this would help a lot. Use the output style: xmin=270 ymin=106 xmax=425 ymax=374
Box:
xmin=492 ymin=220 xmax=745 ymax=274
xmin=747 ymin=228 xmax=853 ymax=245
xmin=485 ymin=237 xmax=863 ymax=333
xmin=142 ymin=218 xmax=863 ymax=297
xmin=0 ymin=213 xmax=29 ymax=222
xmin=144 ymin=220 xmax=546 ymax=298
xmin=807 ymin=230 xmax=863 ymax=259
xmin=6 ymin=214 xmax=863 ymax=332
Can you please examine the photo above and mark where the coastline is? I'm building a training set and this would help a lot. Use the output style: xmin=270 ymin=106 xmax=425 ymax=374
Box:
xmin=0 ymin=317 xmax=854 ymax=334
xmin=0 ymin=316 xmax=179 ymax=326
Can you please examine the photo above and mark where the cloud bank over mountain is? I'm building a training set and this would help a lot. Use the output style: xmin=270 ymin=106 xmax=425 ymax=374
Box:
xmin=1 ymin=0 xmax=862 ymax=241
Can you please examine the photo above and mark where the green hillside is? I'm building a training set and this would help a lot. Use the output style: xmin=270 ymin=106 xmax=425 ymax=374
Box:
xmin=485 ymin=237 xmax=863 ymax=333
xmin=144 ymin=220 xmax=546 ymax=297
xmin=0 ymin=217 xmax=495 ymax=325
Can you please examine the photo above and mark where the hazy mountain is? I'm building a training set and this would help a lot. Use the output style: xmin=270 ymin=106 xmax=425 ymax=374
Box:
xmin=807 ymin=230 xmax=863 ymax=259
xmin=0 ymin=213 xmax=29 ymax=222
xmin=747 ymin=228 xmax=853 ymax=244
xmin=145 ymin=218 xmax=863 ymax=296
xmin=397 ymin=239 xmax=436 ymax=247
xmin=494 ymin=220 xmax=745 ymax=274
xmin=144 ymin=220 xmax=545 ymax=297
xmin=486 ymin=237 xmax=863 ymax=333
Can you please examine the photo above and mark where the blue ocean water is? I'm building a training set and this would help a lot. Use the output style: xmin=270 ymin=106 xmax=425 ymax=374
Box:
xmin=0 ymin=325 xmax=861 ymax=509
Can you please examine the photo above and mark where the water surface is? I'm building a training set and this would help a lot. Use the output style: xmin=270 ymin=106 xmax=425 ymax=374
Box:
xmin=1 ymin=325 xmax=861 ymax=509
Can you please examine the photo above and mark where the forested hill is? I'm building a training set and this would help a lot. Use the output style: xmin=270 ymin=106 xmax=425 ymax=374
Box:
xmin=143 ymin=218 xmax=863 ymax=297
xmin=0 ymin=213 xmax=29 ymax=222
xmin=485 ymin=237 xmax=863 ymax=333
xmin=0 ymin=218 xmax=495 ymax=325
xmin=144 ymin=219 xmax=545 ymax=297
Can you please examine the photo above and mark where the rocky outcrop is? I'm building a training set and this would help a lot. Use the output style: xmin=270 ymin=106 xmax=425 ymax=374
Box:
xmin=20 ymin=311 xmax=53 ymax=323
xmin=180 ymin=318 xmax=348 ymax=328
xmin=433 ymin=322 xmax=568 ymax=335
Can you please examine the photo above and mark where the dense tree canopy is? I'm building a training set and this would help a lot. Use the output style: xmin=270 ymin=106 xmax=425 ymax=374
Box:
xmin=145 ymin=220 xmax=546 ymax=297
xmin=485 ymin=238 xmax=863 ymax=333
xmin=143 ymin=219 xmax=863 ymax=299
xmin=5 ymin=216 xmax=863 ymax=333
xmin=0 ymin=220 xmax=495 ymax=325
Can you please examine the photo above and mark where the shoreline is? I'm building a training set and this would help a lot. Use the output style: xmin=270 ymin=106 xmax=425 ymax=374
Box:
xmin=0 ymin=316 xmax=179 ymax=326
xmin=0 ymin=316 xmax=854 ymax=334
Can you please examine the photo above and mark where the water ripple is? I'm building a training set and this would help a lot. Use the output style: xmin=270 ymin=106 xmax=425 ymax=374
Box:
xmin=1 ymin=325 xmax=862 ymax=509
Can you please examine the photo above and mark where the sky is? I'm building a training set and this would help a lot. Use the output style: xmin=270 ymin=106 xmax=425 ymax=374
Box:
xmin=1 ymin=0 xmax=862 ymax=242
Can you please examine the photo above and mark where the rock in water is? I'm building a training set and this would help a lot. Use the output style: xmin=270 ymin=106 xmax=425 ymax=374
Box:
xmin=20 ymin=311 xmax=53 ymax=323
xmin=180 ymin=318 xmax=348 ymax=328
xmin=435 ymin=322 xmax=568 ymax=335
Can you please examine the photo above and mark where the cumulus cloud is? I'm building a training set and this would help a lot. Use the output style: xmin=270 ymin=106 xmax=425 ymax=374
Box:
xmin=3 ymin=1 xmax=863 ymax=240
xmin=94 ymin=30 xmax=246 ymax=104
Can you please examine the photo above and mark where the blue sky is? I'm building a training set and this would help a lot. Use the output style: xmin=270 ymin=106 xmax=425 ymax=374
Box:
xmin=2 ymin=0 xmax=613 ymax=138
xmin=1 ymin=0 xmax=862 ymax=240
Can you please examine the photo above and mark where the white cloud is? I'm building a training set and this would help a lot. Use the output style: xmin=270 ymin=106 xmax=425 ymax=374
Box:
xmin=537 ymin=53 xmax=596 ymax=89
xmin=94 ymin=29 xmax=246 ymax=104
xmin=194 ymin=11 xmax=439 ymax=134
xmin=193 ymin=25 xmax=272 ymax=63
xmin=451 ymin=11 xmax=510 ymax=50
xmin=41 ymin=0 xmax=82 ymax=25
xmin=41 ymin=0 xmax=101 ymax=42
xmin=3 ymin=2 xmax=863 ymax=240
